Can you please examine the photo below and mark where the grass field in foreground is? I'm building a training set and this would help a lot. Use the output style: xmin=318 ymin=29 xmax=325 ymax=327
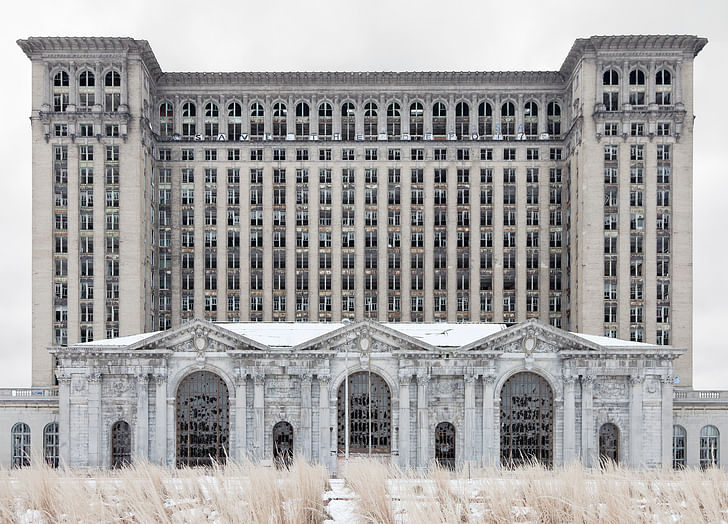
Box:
xmin=0 ymin=459 xmax=726 ymax=523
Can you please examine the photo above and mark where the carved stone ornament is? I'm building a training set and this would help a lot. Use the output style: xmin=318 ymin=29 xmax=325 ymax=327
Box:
xmin=594 ymin=379 xmax=628 ymax=399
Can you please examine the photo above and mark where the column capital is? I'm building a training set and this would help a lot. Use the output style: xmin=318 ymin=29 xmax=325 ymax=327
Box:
xmin=135 ymin=373 xmax=149 ymax=385
xmin=660 ymin=375 xmax=674 ymax=385
xmin=563 ymin=374 xmax=577 ymax=385
xmin=417 ymin=374 xmax=430 ymax=386
xmin=154 ymin=373 xmax=167 ymax=385
xmin=483 ymin=374 xmax=496 ymax=385
xmin=398 ymin=369 xmax=413 ymax=384
xmin=253 ymin=372 xmax=265 ymax=386
xmin=301 ymin=373 xmax=313 ymax=385
xmin=464 ymin=373 xmax=476 ymax=384
xmin=55 ymin=371 xmax=71 ymax=385
xmin=317 ymin=374 xmax=330 ymax=385
xmin=86 ymin=372 xmax=102 ymax=384
xmin=630 ymin=375 xmax=644 ymax=385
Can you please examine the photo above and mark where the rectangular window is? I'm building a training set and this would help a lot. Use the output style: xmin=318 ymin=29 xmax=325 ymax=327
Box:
xmin=549 ymin=148 xmax=562 ymax=160
xmin=503 ymin=148 xmax=516 ymax=161
xmin=480 ymin=148 xmax=493 ymax=161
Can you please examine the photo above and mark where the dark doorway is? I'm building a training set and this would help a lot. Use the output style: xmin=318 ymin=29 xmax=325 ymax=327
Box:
xmin=435 ymin=422 xmax=456 ymax=470
xmin=273 ymin=421 xmax=294 ymax=468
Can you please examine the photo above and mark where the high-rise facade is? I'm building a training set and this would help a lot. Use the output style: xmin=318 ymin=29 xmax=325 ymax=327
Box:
xmin=18 ymin=35 xmax=706 ymax=387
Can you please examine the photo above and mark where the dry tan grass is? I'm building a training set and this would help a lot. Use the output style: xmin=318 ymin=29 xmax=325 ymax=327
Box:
xmin=1 ymin=459 xmax=726 ymax=523
xmin=0 ymin=457 xmax=330 ymax=524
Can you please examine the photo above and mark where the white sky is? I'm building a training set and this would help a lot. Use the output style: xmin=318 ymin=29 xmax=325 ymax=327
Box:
xmin=0 ymin=0 xmax=726 ymax=388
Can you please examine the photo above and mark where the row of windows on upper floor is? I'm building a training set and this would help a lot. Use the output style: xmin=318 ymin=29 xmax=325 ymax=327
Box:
xmin=602 ymin=69 xmax=674 ymax=110
xmin=52 ymin=70 xmax=120 ymax=113
xmin=157 ymin=146 xmax=564 ymax=163
xmin=157 ymin=99 xmax=564 ymax=140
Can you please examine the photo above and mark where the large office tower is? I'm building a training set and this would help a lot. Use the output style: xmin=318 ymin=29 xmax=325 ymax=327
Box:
xmin=18 ymin=35 xmax=706 ymax=387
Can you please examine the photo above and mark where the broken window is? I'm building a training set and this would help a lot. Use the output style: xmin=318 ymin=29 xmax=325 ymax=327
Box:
xmin=598 ymin=423 xmax=619 ymax=465
xmin=227 ymin=102 xmax=242 ymax=139
xmin=43 ymin=422 xmax=59 ymax=468
xmin=700 ymin=425 xmax=720 ymax=468
xmin=656 ymin=69 xmax=672 ymax=106
xmin=273 ymin=421 xmax=294 ymax=468
xmin=111 ymin=420 xmax=131 ymax=468
xmin=341 ymin=102 xmax=356 ymax=141
xmin=387 ymin=102 xmax=401 ymax=138
xmin=603 ymin=70 xmax=620 ymax=111
xmin=176 ymin=371 xmax=229 ymax=467
xmin=409 ymin=102 xmax=424 ymax=139
xmin=455 ymin=101 xmax=470 ymax=139
xmin=629 ymin=69 xmax=646 ymax=106
xmin=500 ymin=101 xmax=515 ymax=137
xmin=295 ymin=102 xmax=310 ymax=138
xmin=318 ymin=101 xmax=333 ymax=138
xmin=524 ymin=101 xmax=538 ymax=137
xmin=673 ymin=425 xmax=686 ymax=469
xmin=478 ymin=101 xmax=492 ymax=136
xmin=204 ymin=102 xmax=219 ymax=137
xmin=52 ymin=70 xmax=69 ymax=112
xmin=104 ymin=70 xmax=121 ymax=112
xmin=182 ymin=101 xmax=196 ymax=137
xmin=272 ymin=102 xmax=287 ymax=138
xmin=547 ymin=102 xmax=561 ymax=136
xmin=500 ymin=372 xmax=553 ymax=467
xmin=364 ymin=101 xmax=378 ymax=139
xmin=337 ymin=371 xmax=391 ymax=454
xmin=78 ymin=70 xmax=95 ymax=111
xmin=435 ymin=422 xmax=456 ymax=470
xmin=432 ymin=101 xmax=447 ymax=137
xmin=11 ymin=423 xmax=31 ymax=468
xmin=250 ymin=102 xmax=264 ymax=138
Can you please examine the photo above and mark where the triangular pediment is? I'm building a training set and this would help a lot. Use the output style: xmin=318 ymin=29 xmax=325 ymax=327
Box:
xmin=293 ymin=320 xmax=434 ymax=352
xmin=127 ymin=318 xmax=269 ymax=352
xmin=457 ymin=319 xmax=600 ymax=354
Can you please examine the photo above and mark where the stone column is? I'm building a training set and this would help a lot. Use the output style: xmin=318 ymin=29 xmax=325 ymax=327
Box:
xmin=580 ymin=376 xmax=595 ymax=466
xmin=398 ymin=371 xmax=411 ymax=468
xmin=661 ymin=375 xmax=674 ymax=467
xmin=87 ymin=372 xmax=102 ymax=467
xmin=57 ymin=373 xmax=72 ymax=467
xmin=629 ymin=375 xmax=644 ymax=466
xmin=318 ymin=375 xmax=330 ymax=468
xmin=464 ymin=373 xmax=476 ymax=461
xmin=253 ymin=372 xmax=265 ymax=460
xmin=94 ymin=61 xmax=102 ymax=112
xmin=482 ymin=375 xmax=495 ymax=465
xmin=135 ymin=374 xmax=149 ymax=461
xmin=301 ymin=374 xmax=313 ymax=461
xmin=235 ymin=370 xmax=247 ymax=461
xmin=154 ymin=373 xmax=167 ymax=464
xmin=417 ymin=374 xmax=429 ymax=468
xmin=563 ymin=375 xmax=576 ymax=464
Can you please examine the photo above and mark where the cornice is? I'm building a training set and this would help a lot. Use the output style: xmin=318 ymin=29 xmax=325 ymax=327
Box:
xmin=560 ymin=35 xmax=707 ymax=79
xmin=17 ymin=37 xmax=163 ymax=82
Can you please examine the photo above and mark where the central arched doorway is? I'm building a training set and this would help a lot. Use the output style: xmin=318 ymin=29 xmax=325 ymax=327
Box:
xmin=337 ymin=371 xmax=391 ymax=454
xmin=176 ymin=371 xmax=229 ymax=467
xmin=500 ymin=372 xmax=553 ymax=467
xmin=598 ymin=423 xmax=620 ymax=465
xmin=435 ymin=422 xmax=456 ymax=470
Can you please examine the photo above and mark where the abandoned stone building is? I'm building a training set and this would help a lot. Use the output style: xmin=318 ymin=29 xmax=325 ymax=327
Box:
xmin=1 ymin=34 xmax=726 ymax=470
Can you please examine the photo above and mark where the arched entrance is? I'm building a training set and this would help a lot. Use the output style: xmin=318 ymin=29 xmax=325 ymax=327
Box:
xmin=500 ymin=372 xmax=553 ymax=467
xmin=337 ymin=371 xmax=391 ymax=454
xmin=176 ymin=371 xmax=229 ymax=467
xmin=435 ymin=422 xmax=456 ymax=470
xmin=598 ymin=423 xmax=619 ymax=465
xmin=111 ymin=420 xmax=131 ymax=468
xmin=272 ymin=421 xmax=294 ymax=468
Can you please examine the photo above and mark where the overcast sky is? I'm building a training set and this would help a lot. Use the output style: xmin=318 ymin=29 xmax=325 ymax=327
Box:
xmin=0 ymin=0 xmax=726 ymax=388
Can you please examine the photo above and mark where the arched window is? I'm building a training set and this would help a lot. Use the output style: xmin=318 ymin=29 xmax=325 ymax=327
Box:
xmin=176 ymin=371 xmax=229 ymax=467
xmin=250 ymin=102 xmax=264 ymax=138
xmin=524 ymin=101 xmax=538 ymax=137
xmin=111 ymin=420 xmax=131 ymax=468
xmin=53 ymin=71 xmax=69 ymax=112
xmin=409 ymin=102 xmax=424 ymax=140
xmin=272 ymin=102 xmax=287 ymax=138
xmin=673 ymin=425 xmax=686 ymax=469
xmin=363 ymin=101 xmax=378 ymax=139
xmin=455 ymin=102 xmax=470 ymax=139
xmin=44 ymin=422 xmax=59 ymax=468
xmin=318 ymin=101 xmax=333 ymax=138
xmin=295 ymin=102 xmax=310 ymax=138
xmin=104 ymin=70 xmax=121 ymax=112
xmin=435 ymin=422 xmax=456 ymax=470
xmin=700 ymin=425 xmax=720 ymax=468
xmin=500 ymin=372 xmax=553 ymax=467
xmin=547 ymin=102 xmax=561 ymax=136
xmin=341 ymin=102 xmax=356 ymax=141
xmin=478 ymin=102 xmax=492 ymax=137
xmin=386 ymin=102 xmax=401 ymax=138
xmin=204 ymin=102 xmax=219 ymax=137
xmin=603 ymin=70 xmax=620 ymax=111
xmin=656 ymin=69 xmax=672 ymax=106
xmin=227 ymin=102 xmax=242 ymax=139
xmin=337 ymin=371 xmax=391 ymax=454
xmin=598 ymin=423 xmax=619 ymax=464
xmin=181 ymin=101 xmax=196 ymax=137
xmin=159 ymin=102 xmax=174 ymax=137
xmin=11 ymin=422 xmax=31 ymax=468
xmin=432 ymin=101 xmax=447 ymax=138
xmin=500 ymin=102 xmax=516 ymax=137
xmin=78 ymin=70 xmax=95 ymax=111
xmin=629 ymin=69 xmax=646 ymax=106
xmin=272 ymin=421 xmax=294 ymax=468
